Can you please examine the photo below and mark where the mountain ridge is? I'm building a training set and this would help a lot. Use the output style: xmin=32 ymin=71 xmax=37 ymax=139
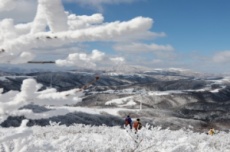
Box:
xmin=0 ymin=69 xmax=230 ymax=132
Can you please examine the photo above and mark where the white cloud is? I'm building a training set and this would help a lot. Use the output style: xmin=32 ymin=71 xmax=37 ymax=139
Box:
xmin=114 ymin=42 xmax=174 ymax=53
xmin=0 ymin=0 xmax=37 ymax=23
xmin=110 ymin=57 xmax=125 ymax=64
xmin=55 ymin=49 xmax=106 ymax=67
xmin=0 ymin=0 xmax=16 ymax=12
xmin=91 ymin=49 xmax=105 ymax=61
xmin=56 ymin=49 xmax=125 ymax=69
xmin=68 ymin=13 xmax=104 ymax=30
xmin=12 ymin=52 xmax=35 ymax=64
xmin=213 ymin=51 xmax=230 ymax=63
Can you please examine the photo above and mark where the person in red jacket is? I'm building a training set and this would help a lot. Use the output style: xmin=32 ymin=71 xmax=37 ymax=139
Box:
xmin=133 ymin=118 xmax=142 ymax=134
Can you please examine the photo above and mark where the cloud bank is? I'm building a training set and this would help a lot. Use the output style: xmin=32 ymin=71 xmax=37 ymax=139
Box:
xmin=213 ymin=51 xmax=230 ymax=63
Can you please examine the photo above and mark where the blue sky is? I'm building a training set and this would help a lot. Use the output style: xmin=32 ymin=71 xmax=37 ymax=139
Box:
xmin=61 ymin=0 xmax=230 ymax=73
xmin=0 ymin=0 xmax=230 ymax=74
xmin=63 ymin=0 xmax=230 ymax=53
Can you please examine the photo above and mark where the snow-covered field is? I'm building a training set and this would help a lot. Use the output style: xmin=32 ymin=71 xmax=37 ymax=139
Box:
xmin=1 ymin=78 xmax=230 ymax=151
xmin=0 ymin=120 xmax=230 ymax=152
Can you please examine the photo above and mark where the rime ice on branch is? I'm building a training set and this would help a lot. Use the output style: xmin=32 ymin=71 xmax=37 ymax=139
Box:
xmin=31 ymin=0 xmax=68 ymax=33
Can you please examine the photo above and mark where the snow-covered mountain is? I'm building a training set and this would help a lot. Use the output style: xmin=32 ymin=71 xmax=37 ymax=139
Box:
xmin=0 ymin=69 xmax=230 ymax=132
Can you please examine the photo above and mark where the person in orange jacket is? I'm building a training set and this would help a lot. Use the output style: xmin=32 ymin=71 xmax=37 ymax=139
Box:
xmin=133 ymin=118 xmax=142 ymax=133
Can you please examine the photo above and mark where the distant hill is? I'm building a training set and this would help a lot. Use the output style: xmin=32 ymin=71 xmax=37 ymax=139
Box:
xmin=0 ymin=69 xmax=230 ymax=132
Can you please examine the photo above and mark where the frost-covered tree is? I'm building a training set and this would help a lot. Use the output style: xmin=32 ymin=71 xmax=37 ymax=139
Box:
xmin=0 ymin=78 xmax=84 ymax=123
xmin=0 ymin=0 xmax=160 ymax=69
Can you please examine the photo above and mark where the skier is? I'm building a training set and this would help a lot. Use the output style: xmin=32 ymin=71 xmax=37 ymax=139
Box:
xmin=124 ymin=115 xmax=132 ymax=129
xmin=133 ymin=118 xmax=142 ymax=134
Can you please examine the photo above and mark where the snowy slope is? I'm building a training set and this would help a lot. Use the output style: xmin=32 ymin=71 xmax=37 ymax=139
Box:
xmin=0 ymin=120 xmax=229 ymax=152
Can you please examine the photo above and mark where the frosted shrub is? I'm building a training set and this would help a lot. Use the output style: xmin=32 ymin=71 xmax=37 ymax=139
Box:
xmin=1 ymin=122 xmax=230 ymax=152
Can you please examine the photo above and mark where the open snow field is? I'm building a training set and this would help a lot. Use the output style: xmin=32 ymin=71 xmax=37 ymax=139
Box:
xmin=0 ymin=120 xmax=230 ymax=152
